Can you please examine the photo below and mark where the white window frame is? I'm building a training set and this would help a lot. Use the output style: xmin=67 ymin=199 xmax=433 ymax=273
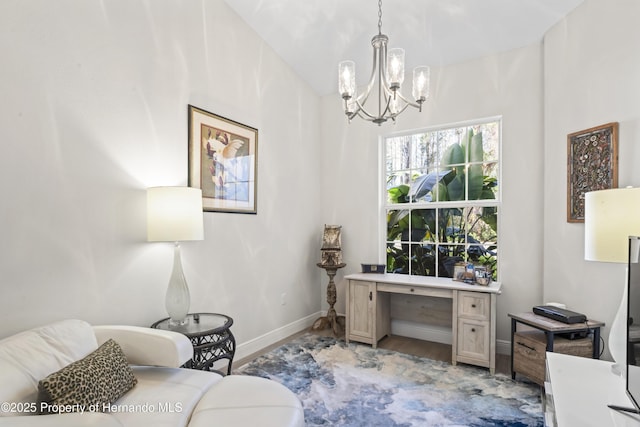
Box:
xmin=378 ymin=116 xmax=503 ymax=279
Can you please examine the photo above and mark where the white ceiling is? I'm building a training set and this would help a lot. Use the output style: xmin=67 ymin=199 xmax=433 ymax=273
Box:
xmin=223 ymin=0 xmax=585 ymax=96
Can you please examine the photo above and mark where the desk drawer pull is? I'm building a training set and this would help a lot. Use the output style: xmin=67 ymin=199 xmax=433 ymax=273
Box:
xmin=410 ymin=288 xmax=415 ymax=292
xmin=472 ymin=304 xmax=477 ymax=308
xmin=369 ymin=291 xmax=372 ymax=301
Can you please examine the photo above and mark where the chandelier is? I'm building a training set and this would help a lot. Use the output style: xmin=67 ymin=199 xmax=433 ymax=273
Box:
xmin=338 ymin=0 xmax=430 ymax=125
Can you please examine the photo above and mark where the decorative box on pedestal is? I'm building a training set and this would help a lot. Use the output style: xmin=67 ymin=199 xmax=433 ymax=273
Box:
xmin=320 ymin=225 xmax=343 ymax=266
xmin=314 ymin=225 xmax=346 ymax=334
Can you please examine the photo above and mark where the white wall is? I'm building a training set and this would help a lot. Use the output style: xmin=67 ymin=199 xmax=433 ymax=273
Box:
xmin=3 ymin=0 xmax=635 ymax=362
xmin=0 ymin=0 xmax=322 ymax=356
xmin=543 ymin=0 xmax=640 ymax=359
xmin=320 ymin=43 xmax=545 ymax=344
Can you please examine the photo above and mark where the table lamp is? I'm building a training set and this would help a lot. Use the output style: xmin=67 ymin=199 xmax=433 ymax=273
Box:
xmin=585 ymin=187 xmax=640 ymax=374
xmin=147 ymin=187 xmax=204 ymax=325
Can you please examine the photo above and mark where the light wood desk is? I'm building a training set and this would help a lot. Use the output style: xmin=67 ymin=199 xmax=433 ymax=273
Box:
xmin=345 ymin=273 xmax=502 ymax=373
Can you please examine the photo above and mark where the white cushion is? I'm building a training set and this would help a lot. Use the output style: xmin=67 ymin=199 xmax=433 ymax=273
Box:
xmin=93 ymin=326 xmax=193 ymax=367
xmin=189 ymin=375 xmax=305 ymax=427
xmin=0 ymin=413 xmax=123 ymax=427
xmin=107 ymin=366 xmax=222 ymax=427
xmin=0 ymin=320 xmax=97 ymax=409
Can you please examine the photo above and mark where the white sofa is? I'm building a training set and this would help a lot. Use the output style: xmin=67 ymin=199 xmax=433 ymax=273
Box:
xmin=0 ymin=319 xmax=304 ymax=427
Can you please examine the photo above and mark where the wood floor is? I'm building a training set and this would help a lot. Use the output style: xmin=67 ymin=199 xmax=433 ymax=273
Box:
xmin=234 ymin=327 xmax=511 ymax=376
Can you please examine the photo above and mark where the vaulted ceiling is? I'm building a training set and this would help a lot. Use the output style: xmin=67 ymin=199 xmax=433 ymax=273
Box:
xmin=223 ymin=0 xmax=585 ymax=96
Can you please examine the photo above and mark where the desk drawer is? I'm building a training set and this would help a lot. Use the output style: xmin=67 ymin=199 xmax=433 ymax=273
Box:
xmin=458 ymin=291 xmax=490 ymax=320
xmin=377 ymin=283 xmax=452 ymax=299
xmin=457 ymin=318 xmax=490 ymax=362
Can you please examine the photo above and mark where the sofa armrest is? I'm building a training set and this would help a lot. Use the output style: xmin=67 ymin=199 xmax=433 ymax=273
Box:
xmin=93 ymin=325 xmax=193 ymax=367
xmin=0 ymin=413 xmax=123 ymax=427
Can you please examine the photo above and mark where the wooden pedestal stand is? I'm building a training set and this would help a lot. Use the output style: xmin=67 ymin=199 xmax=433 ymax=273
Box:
xmin=312 ymin=263 xmax=346 ymax=335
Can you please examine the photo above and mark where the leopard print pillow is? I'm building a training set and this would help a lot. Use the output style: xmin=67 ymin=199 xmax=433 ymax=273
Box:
xmin=37 ymin=339 xmax=137 ymax=414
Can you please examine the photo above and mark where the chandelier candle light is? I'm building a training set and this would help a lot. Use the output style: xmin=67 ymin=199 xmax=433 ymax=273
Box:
xmin=147 ymin=187 xmax=204 ymax=326
xmin=338 ymin=0 xmax=430 ymax=125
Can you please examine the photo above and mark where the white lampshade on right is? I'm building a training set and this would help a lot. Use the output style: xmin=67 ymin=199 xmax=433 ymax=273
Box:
xmin=585 ymin=187 xmax=640 ymax=374
xmin=585 ymin=187 xmax=640 ymax=262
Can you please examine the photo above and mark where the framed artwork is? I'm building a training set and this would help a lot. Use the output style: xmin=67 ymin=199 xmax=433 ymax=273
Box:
xmin=188 ymin=105 xmax=258 ymax=214
xmin=567 ymin=122 xmax=618 ymax=222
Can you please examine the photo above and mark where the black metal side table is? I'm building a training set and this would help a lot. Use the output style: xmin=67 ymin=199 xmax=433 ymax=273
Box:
xmin=151 ymin=312 xmax=236 ymax=375
xmin=508 ymin=311 xmax=604 ymax=382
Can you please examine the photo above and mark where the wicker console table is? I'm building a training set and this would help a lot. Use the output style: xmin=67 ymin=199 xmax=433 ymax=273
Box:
xmin=151 ymin=312 xmax=236 ymax=375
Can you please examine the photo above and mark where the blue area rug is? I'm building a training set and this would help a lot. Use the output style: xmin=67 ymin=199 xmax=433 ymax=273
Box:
xmin=237 ymin=334 xmax=543 ymax=427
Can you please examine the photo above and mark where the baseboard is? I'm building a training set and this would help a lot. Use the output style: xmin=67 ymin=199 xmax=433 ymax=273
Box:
xmin=496 ymin=339 xmax=511 ymax=355
xmin=391 ymin=319 xmax=512 ymax=355
xmin=235 ymin=311 xmax=321 ymax=362
xmin=235 ymin=313 xmax=512 ymax=366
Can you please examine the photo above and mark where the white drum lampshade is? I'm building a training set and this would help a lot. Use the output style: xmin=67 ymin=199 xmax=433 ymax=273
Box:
xmin=147 ymin=187 xmax=204 ymax=243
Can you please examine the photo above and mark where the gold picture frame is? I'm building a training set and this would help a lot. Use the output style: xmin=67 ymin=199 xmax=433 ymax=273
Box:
xmin=188 ymin=105 xmax=258 ymax=214
xmin=567 ymin=122 xmax=618 ymax=223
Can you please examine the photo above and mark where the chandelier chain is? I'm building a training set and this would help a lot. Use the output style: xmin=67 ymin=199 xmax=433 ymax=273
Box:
xmin=377 ymin=0 xmax=382 ymax=35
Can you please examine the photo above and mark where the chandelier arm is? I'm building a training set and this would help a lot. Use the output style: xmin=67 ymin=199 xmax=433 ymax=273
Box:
xmin=342 ymin=98 xmax=360 ymax=118
xmin=353 ymin=99 xmax=383 ymax=121
xmin=355 ymin=80 xmax=374 ymax=111
xmin=392 ymin=102 xmax=411 ymax=117
xmin=355 ymin=110 xmax=383 ymax=123
xmin=347 ymin=38 xmax=383 ymax=121
xmin=354 ymin=72 xmax=396 ymax=122
xmin=354 ymin=36 xmax=382 ymax=110
xmin=378 ymin=40 xmax=397 ymax=96
xmin=380 ymin=91 xmax=394 ymax=118
xmin=343 ymin=95 xmax=382 ymax=121
xmin=379 ymin=87 xmax=411 ymax=117
xmin=393 ymin=90 xmax=423 ymax=109
xmin=354 ymin=92 xmax=392 ymax=122
xmin=355 ymin=111 xmax=373 ymax=121
xmin=374 ymin=35 xmax=396 ymax=122
xmin=376 ymin=40 xmax=387 ymax=119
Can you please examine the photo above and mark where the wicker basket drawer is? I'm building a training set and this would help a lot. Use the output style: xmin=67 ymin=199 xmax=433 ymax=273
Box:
xmin=513 ymin=330 xmax=592 ymax=385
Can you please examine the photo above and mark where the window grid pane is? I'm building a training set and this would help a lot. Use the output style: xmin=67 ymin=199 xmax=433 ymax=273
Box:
xmin=384 ymin=119 xmax=500 ymax=280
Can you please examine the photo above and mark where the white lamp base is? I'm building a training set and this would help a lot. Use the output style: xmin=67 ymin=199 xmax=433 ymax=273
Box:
xmin=608 ymin=268 xmax=628 ymax=376
xmin=165 ymin=242 xmax=191 ymax=325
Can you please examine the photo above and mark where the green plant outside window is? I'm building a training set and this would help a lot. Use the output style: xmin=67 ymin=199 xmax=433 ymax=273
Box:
xmin=385 ymin=120 xmax=500 ymax=279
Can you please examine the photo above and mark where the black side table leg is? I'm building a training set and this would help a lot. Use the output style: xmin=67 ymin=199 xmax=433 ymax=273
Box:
xmin=226 ymin=330 xmax=236 ymax=375
xmin=593 ymin=328 xmax=601 ymax=359
xmin=511 ymin=318 xmax=516 ymax=380
xmin=546 ymin=332 xmax=555 ymax=352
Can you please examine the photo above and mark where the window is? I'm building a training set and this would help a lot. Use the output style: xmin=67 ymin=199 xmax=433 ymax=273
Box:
xmin=384 ymin=118 xmax=500 ymax=279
